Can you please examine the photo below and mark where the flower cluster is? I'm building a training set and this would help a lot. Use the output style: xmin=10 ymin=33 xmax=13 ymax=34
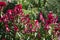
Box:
xmin=39 ymin=11 xmax=60 ymax=36
xmin=20 ymin=10 xmax=40 ymax=33
xmin=0 ymin=2 xmax=23 ymax=40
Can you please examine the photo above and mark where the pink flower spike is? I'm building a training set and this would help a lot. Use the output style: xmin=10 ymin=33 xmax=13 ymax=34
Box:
xmin=34 ymin=20 xmax=39 ymax=28
xmin=39 ymin=12 xmax=45 ymax=23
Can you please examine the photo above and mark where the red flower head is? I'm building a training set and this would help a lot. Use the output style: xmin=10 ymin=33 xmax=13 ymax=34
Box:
xmin=0 ymin=2 xmax=6 ymax=10
xmin=16 ymin=4 xmax=22 ymax=9
xmin=13 ymin=24 xmax=19 ymax=32
xmin=6 ymin=9 xmax=13 ymax=15
xmin=48 ymin=11 xmax=54 ymax=20
xmin=46 ymin=19 xmax=52 ymax=24
xmin=14 ymin=4 xmax=23 ymax=16
xmin=0 ymin=2 xmax=6 ymax=6
xmin=47 ymin=11 xmax=58 ymax=24
xmin=14 ymin=4 xmax=22 ymax=13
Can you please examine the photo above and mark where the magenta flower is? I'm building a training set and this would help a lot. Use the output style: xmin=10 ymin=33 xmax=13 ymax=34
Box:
xmin=0 ymin=2 xmax=6 ymax=10
xmin=14 ymin=4 xmax=23 ymax=14
xmin=39 ymin=12 xmax=45 ymax=23
xmin=6 ymin=9 xmax=13 ymax=15
xmin=46 ymin=19 xmax=52 ymax=24
xmin=48 ymin=11 xmax=54 ymax=20
xmin=34 ymin=20 xmax=40 ymax=28
xmin=16 ymin=4 xmax=22 ymax=9
xmin=13 ymin=24 xmax=19 ymax=32
xmin=47 ymin=11 xmax=58 ymax=24
xmin=0 ymin=2 xmax=6 ymax=6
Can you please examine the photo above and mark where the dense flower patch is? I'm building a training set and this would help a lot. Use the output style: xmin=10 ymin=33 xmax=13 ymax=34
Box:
xmin=0 ymin=2 xmax=60 ymax=40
